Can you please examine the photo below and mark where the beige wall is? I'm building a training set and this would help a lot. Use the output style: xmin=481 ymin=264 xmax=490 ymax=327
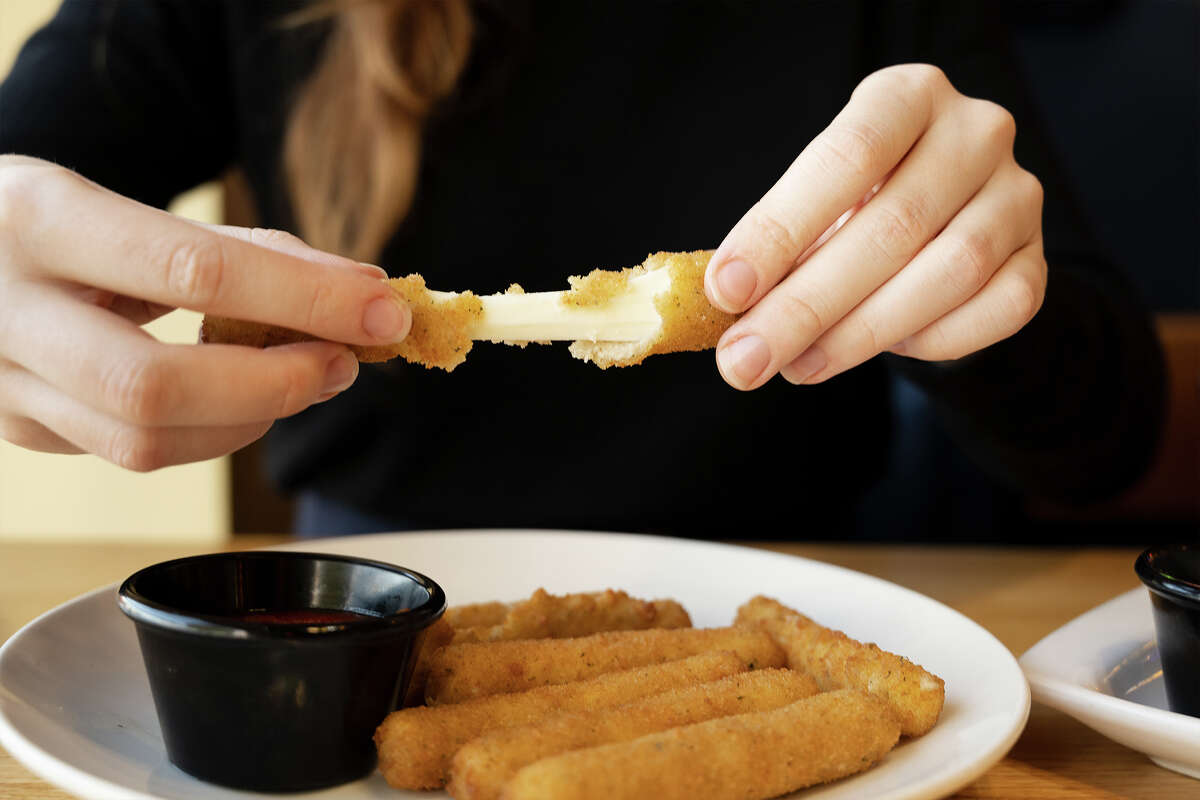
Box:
xmin=0 ymin=0 xmax=230 ymax=542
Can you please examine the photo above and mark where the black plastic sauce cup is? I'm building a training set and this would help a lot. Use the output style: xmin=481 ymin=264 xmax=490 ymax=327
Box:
xmin=118 ymin=551 xmax=445 ymax=792
xmin=1135 ymin=544 xmax=1200 ymax=718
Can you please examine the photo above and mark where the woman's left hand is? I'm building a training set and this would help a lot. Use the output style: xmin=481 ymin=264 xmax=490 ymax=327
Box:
xmin=705 ymin=64 xmax=1046 ymax=390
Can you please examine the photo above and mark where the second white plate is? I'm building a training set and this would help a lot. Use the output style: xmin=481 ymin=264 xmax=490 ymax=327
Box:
xmin=1 ymin=530 xmax=1030 ymax=800
xmin=1020 ymin=587 xmax=1200 ymax=779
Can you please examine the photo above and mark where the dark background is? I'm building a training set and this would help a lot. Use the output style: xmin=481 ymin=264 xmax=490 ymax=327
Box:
xmin=1012 ymin=0 xmax=1197 ymax=312
xmin=234 ymin=0 xmax=1199 ymax=539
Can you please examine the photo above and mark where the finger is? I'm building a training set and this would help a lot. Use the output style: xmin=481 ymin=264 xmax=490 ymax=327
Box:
xmin=17 ymin=169 xmax=409 ymax=345
xmin=0 ymin=413 xmax=84 ymax=454
xmin=1 ymin=362 xmax=272 ymax=471
xmin=781 ymin=165 xmax=1043 ymax=383
xmin=715 ymin=98 xmax=1015 ymax=390
xmin=196 ymin=224 xmax=389 ymax=278
xmin=705 ymin=64 xmax=948 ymax=313
xmin=0 ymin=279 xmax=361 ymax=426
xmin=69 ymin=286 xmax=176 ymax=326
xmin=893 ymin=238 xmax=1047 ymax=362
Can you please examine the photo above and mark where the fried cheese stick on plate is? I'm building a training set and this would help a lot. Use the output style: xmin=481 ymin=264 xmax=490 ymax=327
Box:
xmin=199 ymin=250 xmax=738 ymax=371
xmin=404 ymin=590 xmax=692 ymax=707
xmin=453 ymin=588 xmax=692 ymax=644
xmin=735 ymin=595 xmax=945 ymax=736
xmin=424 ymin=626 xmax=786 ymax=705
xmin=447 ymin=668 xmax=820 ymax=800
xmin=375 ymin=651 xmax=747 ymax=790
xmin=444 ymin=601 xmax=511 ymax=629
xmin=500 ymin=690 xmax=900 ymax=800
xmin=402 ymin=617 xmax=457 ymax=708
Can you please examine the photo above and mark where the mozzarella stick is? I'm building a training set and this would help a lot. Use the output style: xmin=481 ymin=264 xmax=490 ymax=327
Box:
xmin=409 ymin=591 xmax=691 ymax=706
xmin=425 ymin=627 xmax=785 ymax=705
xmin=402 ymin=616 xmax=457 ymax=707
xmin=456 ymin=589 xmax=691 ymax=643
xmin=501 ymin=690 xmax=900 ymax=800
xmin=447 ymin=668 xmax=819 ymax=800
xmin=445 ymin=601 xmax=511 ymax=629
xmin=374 ymin=651 xmax=747 ymax=790
xmin=735 ymin=595 xmax=944 ymax=736
xmin=199 ymin=250 xmax=738 ymax=371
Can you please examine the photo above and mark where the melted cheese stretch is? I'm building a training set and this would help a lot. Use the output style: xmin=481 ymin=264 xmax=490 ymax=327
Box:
xmin=429 ymin=267 xmax=672 ymax=343
xmin=198 ymin=250 xmax=737 ymax=371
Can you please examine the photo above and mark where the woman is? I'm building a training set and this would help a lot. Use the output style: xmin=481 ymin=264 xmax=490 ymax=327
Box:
xmin=0 ymin=1 xmax=1162 ymax=537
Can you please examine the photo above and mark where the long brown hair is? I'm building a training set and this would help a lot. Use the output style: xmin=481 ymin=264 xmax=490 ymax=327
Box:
xmin=284 ymin=0 xmax=474 ymax=262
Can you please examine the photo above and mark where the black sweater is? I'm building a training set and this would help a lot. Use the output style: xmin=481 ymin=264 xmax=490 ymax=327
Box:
xmin=0 ymin=0 xmax=1164 ymax=538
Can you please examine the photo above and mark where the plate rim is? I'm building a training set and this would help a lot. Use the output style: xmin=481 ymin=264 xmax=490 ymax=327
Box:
xmin=1019 ymin=587 xmax=1200 ymax=738
xmin=0 ymin=584 xmax=164 ymax=800
xmin=2 ymin=529 xmax=1030 ymax=800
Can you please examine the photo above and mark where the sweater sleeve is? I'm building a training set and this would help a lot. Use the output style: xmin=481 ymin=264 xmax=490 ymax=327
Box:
xmin=877 ymin=1 xmax=1166 ymax=504
xmin=0 ymin=0 xmax=236 ymax=208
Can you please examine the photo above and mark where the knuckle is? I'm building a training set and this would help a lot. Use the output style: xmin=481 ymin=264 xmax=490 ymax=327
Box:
xmin=975 ymin=100 xmax=1017 ymax=148
xmin=862 ymin=64 xmax=946 ymax=100
xmin=778 ymin=291 xmax=827 ymax=342
xmin=942 ymin=231 xmax=994 ymax=295
xmin=163 ymin=235 xmax=227 ymax=307
xmin=926 ymin=326 xmax=974 ymax=362
xmin=1003 ymin=270 xmax=1045 ymax=329
xmin=0 ymin=165 xmax=43 ymax=234
xmin=848 ymin=315 xmax=882 ymax=357
xmin=815 ymin=121 xmax=888 ymax=180
xmin=108 ymin=427 xmax=168 ymax=473
xmin=748 ymin=207 xmax=804 ymax=261
xmin=914 ymin=323 xmax=964 ymax=362
xmin=900 ymin=63 xmax=947 ymax=95
xmin=273 ymin=365 xmax=314 ymax=419
xmin=1018 ymin=169 xmax=1044 ymax=211
xmin=304 ymin=280 xmax=334 ymax=332
xmin=868 ymin=190 xmax=934 ymax=258
xmin=102 ymin=355 xmax=174 ymax=425
xmin=250 ymin=227 xmax=304 ymax=250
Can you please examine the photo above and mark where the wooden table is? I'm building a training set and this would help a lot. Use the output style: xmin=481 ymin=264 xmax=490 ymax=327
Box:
xmin=1 ymin=538 xmax=1194 ymax=799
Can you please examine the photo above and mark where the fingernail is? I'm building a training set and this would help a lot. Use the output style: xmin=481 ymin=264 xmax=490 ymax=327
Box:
xmin=320 ymin=351 xmax=358 ymax=398
xmin=362 ymin=296 xmax=409 ymax=340
xmin=717 ymin=335 xmax=771 ymax=389
xmin=712 ymin=259 xmax=757 ymax=311
xmin=355 ymin=262 xmax=388 ymax=279
xmin=783 ymin=347 xmax=827 ymax=384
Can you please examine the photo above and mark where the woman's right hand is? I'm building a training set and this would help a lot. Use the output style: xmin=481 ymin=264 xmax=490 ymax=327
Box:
xmin=0 ymin=156 xmax=411 ymax=471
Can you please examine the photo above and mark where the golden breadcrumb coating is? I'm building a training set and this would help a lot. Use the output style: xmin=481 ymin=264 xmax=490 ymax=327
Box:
xmin=424 ymin=626 xmax=784 ymax=705
xmin=500 ymin=690 xmax=900 ymax=800
xmin=563 ymin=267 xmax=635 ymax=306
xmin=374 ymin=651 xmax=746 ymax=790
xmin=456 ymin=589 xmax=691 ymax=644
xmin=735 ymin=595 xmax=945 ymax=737
xmin=382 ymin=275 xmax=482 ymax=369
xmin=568 ymin=250 xmax=739 ymax=368
xmin=407 ymin=590 xmax=691 ymax=707
xmin=444 ymin=601 xmax=511 ymax=629
xmin=199 ymin=275 xmax=482 ymax=371
xmin=402 ymin=616 xmax=457 ymax=708
xmin=448 ymin=668 xmax=819 ymax=800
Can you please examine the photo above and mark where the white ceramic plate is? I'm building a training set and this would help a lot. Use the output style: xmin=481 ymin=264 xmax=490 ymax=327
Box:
xmin=1020 ymin=587 xmax=1200 ymax=780
xmin=1 ymin=530 xmax=1028 ymax=800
